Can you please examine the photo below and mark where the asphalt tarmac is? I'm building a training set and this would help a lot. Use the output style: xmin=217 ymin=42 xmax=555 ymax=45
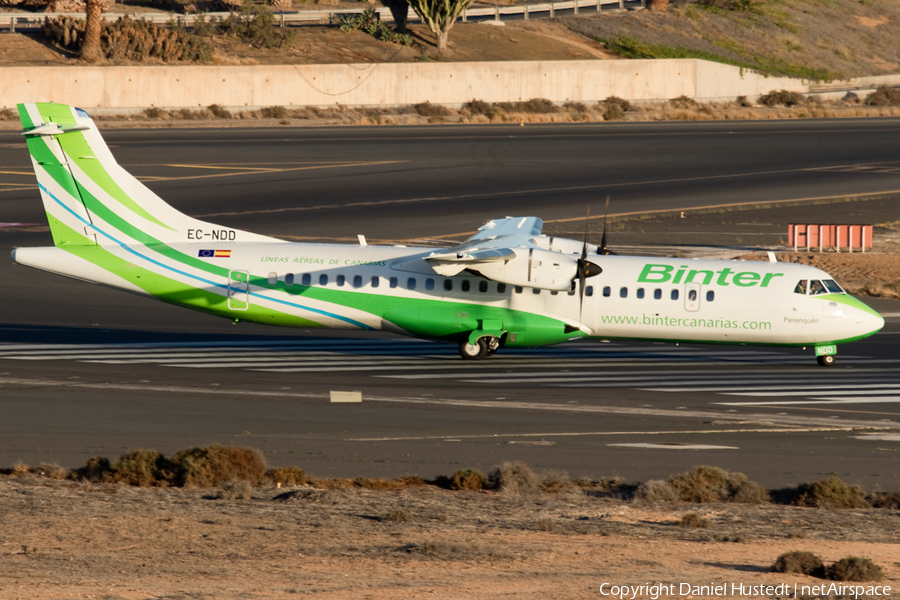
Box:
xmin=1 ymin=120 xmax=899 ymax=489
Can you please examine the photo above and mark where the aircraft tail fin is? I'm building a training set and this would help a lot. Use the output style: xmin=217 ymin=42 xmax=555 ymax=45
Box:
xmin=17 ymin=102 xmax=281 ymax=248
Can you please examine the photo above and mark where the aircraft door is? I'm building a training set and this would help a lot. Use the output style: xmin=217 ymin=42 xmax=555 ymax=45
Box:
xmin=684 ymin=283 xmax=700 ymax=312
xmin=228 ymin=270 xmax=250 ymax=310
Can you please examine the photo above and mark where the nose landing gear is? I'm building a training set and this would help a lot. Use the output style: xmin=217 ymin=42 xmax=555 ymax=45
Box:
xmin=816 ymin=354 xmax=835 ymax=367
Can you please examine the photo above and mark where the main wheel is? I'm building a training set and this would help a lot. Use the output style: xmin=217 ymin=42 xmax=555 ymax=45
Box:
xmin=817 ymin=354 xmax=836 ymax=367
xmin=459 ymin=338 xmax=488 ymax=360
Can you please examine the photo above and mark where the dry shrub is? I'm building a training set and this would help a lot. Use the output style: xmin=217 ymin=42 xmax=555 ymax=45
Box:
xmin=603 ymin=96 xmax=634 ymax=112
xmin=273 ymin=489 xmax=336 ymax=503
xmin=109 ymin=449 xmax=169 ymax=486
xmin=34 ymin=463 xmax=69 ymax=480
xmin=825 ymin=557 xmax=883 ymax=582
xmin=634 ymin=479 xmax=680 ymax=503
xmin=603 ymin=104 xmax=626 ymax=121
xmin=216 ymin=479 xmax=254 ymax=500
xmin=462 ymin=99 xmax=495 ymax=117
xmin=772 ymin=551 xmax=824 ymax=577
xmin=74 ymin=456 xmax=113 ymax=482
xmin=397 ymin=541 xmax=507 ymax=560
xmin=759 ymin=90 xmax=806 ymax=107
xmin=854 ymin=280 xmax=900 ymax=300
xmin=668 ymin=466 xmax=767 ymax=503
xmin=668 ymin=95 xmax=700 ymax=109
xmin=450 ymin=468 xmax=487 ymax=491
xmin=413 ymin=102 xmax=451 ymax=117
xmin=542 ymin=470 xmax=577 ymax=494
xmin=171 ymin=444 xmax=267 ymax=487
xmin=865 ymin=85 xmax=900 ymax=106
xmin=260 ymin=106 xmax=288 ymax=119
xmin=488 ymin=461 xmax=542 ymax=495
xmin=869 ymin=491 xmax=900 ymax=509
xmin=0 ymin=108 xmax=16 ymax=120
xmin=679 ymin=512 xmax=711 ymax=528
xmin=792 ymin=477 xmax=869 ymax=509
xmin=207 ymin=104 xmax=231 ymax=119
xmin=519 ymin=98 xmax=558 ymax=114
xmin=267 ymin=466 xmax=307 ymax=487
xmin=384 ymin=508 xmax=412 ymax=523
xmin=144 ymin=107 xmax=167 ymax=119
xmin=349 ymin=476 xmax=427 ymax=490
xmin=731 ymin=480 xmax=771 ymax=504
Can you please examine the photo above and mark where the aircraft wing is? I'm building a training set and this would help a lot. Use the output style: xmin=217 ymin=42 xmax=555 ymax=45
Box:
xmin=424 ymin=217 xmax=543 ymax=276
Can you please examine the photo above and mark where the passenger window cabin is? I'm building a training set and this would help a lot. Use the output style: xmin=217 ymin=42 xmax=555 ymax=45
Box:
xmin=302 ymin=274 xmax=311 ymax=286
xmin=654 ymin=289 xmax=662 ymax=300
xmin=636 ymin=288 xmax=644 ymax=299
xmin=671 ymin=289 xmax=679 ymax=300
xmin=706 ymin=290 xmax=715 ymax=302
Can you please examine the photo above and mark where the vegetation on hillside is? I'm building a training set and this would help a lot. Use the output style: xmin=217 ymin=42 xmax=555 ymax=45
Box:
xmin=561 ymin=0 xmax=900 ymax=80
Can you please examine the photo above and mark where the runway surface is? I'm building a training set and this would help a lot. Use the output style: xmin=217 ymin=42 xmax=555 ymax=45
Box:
xmin=2 ymin=120 xmax=900 ymax=488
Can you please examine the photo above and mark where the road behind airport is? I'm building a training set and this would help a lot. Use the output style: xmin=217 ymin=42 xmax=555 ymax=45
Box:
xmin=1 ymin=120 xmax=899 ymax=489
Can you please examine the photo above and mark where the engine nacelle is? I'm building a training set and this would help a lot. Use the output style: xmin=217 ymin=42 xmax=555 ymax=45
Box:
xmin=469 ymin=247 xmax=578 ymax=291
xmin=533 ymin=235 xmax=598 ymax=256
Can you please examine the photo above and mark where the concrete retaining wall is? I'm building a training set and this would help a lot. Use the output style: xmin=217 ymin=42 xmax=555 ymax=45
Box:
xmin=0 ymin=59 xmax=809 ymax=111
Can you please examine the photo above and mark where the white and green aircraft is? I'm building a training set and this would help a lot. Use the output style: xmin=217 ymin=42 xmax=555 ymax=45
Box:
xmin=12 ymin=103 xmax=884 ymax=365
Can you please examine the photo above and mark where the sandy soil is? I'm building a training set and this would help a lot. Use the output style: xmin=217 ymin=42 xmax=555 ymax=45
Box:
xmin=2 ymin=476 xmax=898 ymax=599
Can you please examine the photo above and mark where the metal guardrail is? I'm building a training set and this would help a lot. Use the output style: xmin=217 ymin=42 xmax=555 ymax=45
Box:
xmin=1 ymin=0 xmax=641 ymax=31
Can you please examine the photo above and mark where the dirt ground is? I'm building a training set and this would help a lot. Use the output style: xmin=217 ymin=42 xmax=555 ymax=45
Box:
xmin=1 ymin=475 xmax=898 ymax=599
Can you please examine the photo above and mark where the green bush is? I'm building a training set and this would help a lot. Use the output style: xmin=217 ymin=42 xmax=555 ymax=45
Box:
xmin=217 ymin=6 xmax=294 ymax=48
xmin=41 ymin=15 xmax=213 ymax=62
xmin=338 ymin=8 xmax=412 ymax=45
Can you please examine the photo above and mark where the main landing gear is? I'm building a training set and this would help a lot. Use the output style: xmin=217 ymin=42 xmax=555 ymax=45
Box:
xmin=458 ymin=336 xmax=500 ymax=360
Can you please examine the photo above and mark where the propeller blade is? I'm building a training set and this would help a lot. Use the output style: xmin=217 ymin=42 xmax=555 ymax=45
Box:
xmin=599 ymin=195 xmax=609 ymax=254
xmin=578 ymin=206 xmax=591 ymax=318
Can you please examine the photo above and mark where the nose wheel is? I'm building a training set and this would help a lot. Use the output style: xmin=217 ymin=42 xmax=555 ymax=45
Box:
xmin=817 ymin=354 xmax=835 ymax=367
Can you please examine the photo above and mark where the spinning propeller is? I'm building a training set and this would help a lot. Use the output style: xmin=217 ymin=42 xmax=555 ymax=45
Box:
xmin=576 ymin=205 xmax=603 ymax=319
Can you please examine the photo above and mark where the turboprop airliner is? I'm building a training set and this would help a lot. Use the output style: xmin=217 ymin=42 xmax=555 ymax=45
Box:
xmin=11 ymin=103 xmax=884 ymax=365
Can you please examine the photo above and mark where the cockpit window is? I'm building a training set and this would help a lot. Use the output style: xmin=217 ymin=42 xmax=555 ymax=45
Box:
xmin=809 ymin=280 xmax=827 ymax=295
xmin=793 ymin=280 xmax=807 ymax=295
xmin=823 ymin=279 xmax=844 ymax=294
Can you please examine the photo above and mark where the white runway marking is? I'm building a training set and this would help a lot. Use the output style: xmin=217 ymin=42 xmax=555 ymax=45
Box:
xmin=1 ymin=340 xmax=899 ymax=407
xmin=607 ymin=443 xmax=739 ymax=450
